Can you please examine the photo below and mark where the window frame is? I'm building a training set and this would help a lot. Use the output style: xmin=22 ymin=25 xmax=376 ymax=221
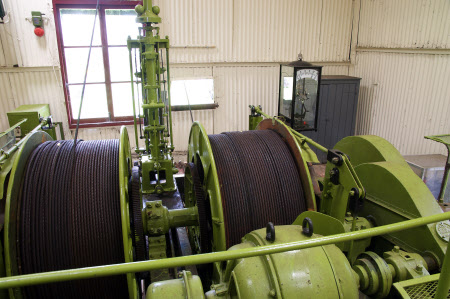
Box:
xmin=53 ymin=0 xmax=141 ymax=128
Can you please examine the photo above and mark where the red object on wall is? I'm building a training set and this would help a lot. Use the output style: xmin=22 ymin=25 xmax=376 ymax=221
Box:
xmin=34 ymin=27 xmax=45 ymax=37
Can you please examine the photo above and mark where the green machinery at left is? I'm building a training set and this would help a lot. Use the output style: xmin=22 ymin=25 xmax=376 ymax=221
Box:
xmin=0 ymin=1 xmax=448 ymax=298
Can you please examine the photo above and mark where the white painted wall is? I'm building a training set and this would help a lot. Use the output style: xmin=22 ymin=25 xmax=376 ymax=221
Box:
xmin=0 ymin=0 xmax=449 ymax=155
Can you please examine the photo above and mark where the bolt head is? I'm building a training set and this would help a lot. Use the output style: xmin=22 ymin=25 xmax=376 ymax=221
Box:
xmin=331 ymin=157 xmax=339 ymax=164
xmin=156 ymin=202 xmax=161 ymax=207
xmin=393 ymin=246 xmax=400 ymax=253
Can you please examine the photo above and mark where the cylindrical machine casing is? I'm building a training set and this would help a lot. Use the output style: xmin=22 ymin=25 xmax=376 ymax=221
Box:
xmin=210 ymin=225 xmax=359 ymax=298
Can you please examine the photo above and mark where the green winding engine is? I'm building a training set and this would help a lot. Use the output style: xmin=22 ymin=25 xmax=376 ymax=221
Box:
xmin=0 ymin=1 xmax=448 ymax=298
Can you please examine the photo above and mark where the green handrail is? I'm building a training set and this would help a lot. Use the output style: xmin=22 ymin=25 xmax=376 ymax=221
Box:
xmin=0 ymin=212 xmax=448 ymax=289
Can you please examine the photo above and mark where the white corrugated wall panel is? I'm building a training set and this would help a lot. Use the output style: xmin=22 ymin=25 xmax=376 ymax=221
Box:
xmin=0 ymin=5 xmax=20 ymax=66
xmin=155 ymin=0 xmax=233 ymax=64
xmin=0 ymin=73 xmax=16 ymax=129
xmin=76 ymin=125 xmax=142 ymax=148
xmin=3 ymin=69 xmax=71 ymax=136
xmin=213 ymin=66 xmax=279 ymax=133
xmin=358 ymin=0 xmax=450 ymax=49
xmin=233 ymin=0 xmax=353 ymax=62
xmin=172 ymin=110 xmax=214 ymax=151
xmin=322 ymin=65 xmax=350 ymax=76
xmin=354 ymin=52 xmax=450 ymax=155
xmin=0 ymin=38 xmax=6 ymax=67
xmin=4 ymin=0 xmax=58 ymax=67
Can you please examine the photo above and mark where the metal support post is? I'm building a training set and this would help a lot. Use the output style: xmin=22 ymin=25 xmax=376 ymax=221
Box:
xmin=435 ymin=245 xmax=450 ymax=298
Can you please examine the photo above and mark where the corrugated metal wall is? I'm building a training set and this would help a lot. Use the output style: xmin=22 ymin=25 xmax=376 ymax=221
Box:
xmin=1 ymin=0 xmax=449 ymax=155
xmin=354 ymin=51 xmax=450 ymax=155
xmin=358 ymin=0 xmax=450 ymax=49
xmin=0 ymin=68 xmax=70 ymax=135
xmin=0 ymin=0 xmax=353 ymax=152
xmin=354 ymin=0 xmax=450 ymax=155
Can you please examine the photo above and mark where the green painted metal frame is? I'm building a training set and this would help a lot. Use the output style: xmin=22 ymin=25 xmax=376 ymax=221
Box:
xmin=187 ymin=122 xmax=226 ymax=251
xmin=393 ymin=274 xmax=441 ymax=298
xmin=0 ymin=212 xmax=448 ymax=290
xmin=119 ymin=126 xmax=139 ymax=299
xmin=128 ymin=0 xmax=176 ymax=195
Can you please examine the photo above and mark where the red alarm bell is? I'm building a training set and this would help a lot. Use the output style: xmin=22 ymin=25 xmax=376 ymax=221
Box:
xmin=34 ymin=27 xmax=44 ymax=37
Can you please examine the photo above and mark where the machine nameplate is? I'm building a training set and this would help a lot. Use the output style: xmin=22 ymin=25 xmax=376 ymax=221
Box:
xmin=435 ymin=221 xmax=450 ymax=242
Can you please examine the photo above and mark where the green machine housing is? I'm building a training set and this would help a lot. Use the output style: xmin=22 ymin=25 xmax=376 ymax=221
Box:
xmin=7 ymin=105 xmax=51 ymax=138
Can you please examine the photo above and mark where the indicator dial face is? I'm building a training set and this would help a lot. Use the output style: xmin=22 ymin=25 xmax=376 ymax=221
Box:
xmin=293 ymin=68 xmax=320 ymax=131
xmin=296 ymin=69 xmax=319 ymax=81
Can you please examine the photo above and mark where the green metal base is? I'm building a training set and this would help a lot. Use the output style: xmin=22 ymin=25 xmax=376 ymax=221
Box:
xmin=141 ymin=154 xmax=176 ymax=194
xmin=335 ymin=135 xmax=448 ymax=267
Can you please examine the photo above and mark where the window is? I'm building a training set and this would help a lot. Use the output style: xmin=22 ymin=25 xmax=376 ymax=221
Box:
xmin=171 ymin=79 xmax=215 ymax=107
xmin=54 ymin=1 xmax=141 ymax=128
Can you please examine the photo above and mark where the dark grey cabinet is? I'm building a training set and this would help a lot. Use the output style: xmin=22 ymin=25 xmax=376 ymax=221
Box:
xmin=302 ymin=75 xmax=361 ymax=163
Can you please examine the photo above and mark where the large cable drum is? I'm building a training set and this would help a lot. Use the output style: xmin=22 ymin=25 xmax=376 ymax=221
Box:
xmin=4 ymin=127 xmax=138 ymax=299
xmin=186 ymin=120 xmax=316 ymax=253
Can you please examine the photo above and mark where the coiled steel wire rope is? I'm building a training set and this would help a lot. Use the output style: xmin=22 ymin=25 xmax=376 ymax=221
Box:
xmin=207 ymin=130 xmax=307 ymax=247
xmin=17 ymin=139 xmax=128 ymax=299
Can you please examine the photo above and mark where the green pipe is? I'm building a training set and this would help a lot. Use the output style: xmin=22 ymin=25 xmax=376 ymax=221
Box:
xmin=128 ymin=44 xmax=139 ymax=151
xmin=292 ymin=131 xmax=328 ymax=153
xmin=168 ymin=206 xmax=199 ymax=228
xmin=435 ymin=235 xmax=450 ymax=298
xmin=0 ymin=212 xmax=449 ymax=289
xmin=166 ymin=47 xmax=174 ymax=150
xmin=171 ymin=103 xmax=219 ymax=112
xmin=142 ymin=103 xmax=166 ymax=109
xmin=54 ymin=122 xmax=65 ymax=140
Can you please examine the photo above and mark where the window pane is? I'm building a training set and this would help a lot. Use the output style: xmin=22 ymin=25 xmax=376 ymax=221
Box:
xmin=279 ymin=66 xmax=294 ymax=119
xmin=105 ymin=9 xmax=140 ymax=45
xmin=65 ymin=48 xmax=105 ymax=84
xmin=60 ymin=9 xmax=102 ymax=46
xmin=109 ymin=47 xmax=137 ymax=82
xmin=69 ymin=84 xmax=109 ymax=119
xmin=111 ymin=82 xmax=141 ymax=117
xmin=171 ymin=79 xmax=214 ymax=106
